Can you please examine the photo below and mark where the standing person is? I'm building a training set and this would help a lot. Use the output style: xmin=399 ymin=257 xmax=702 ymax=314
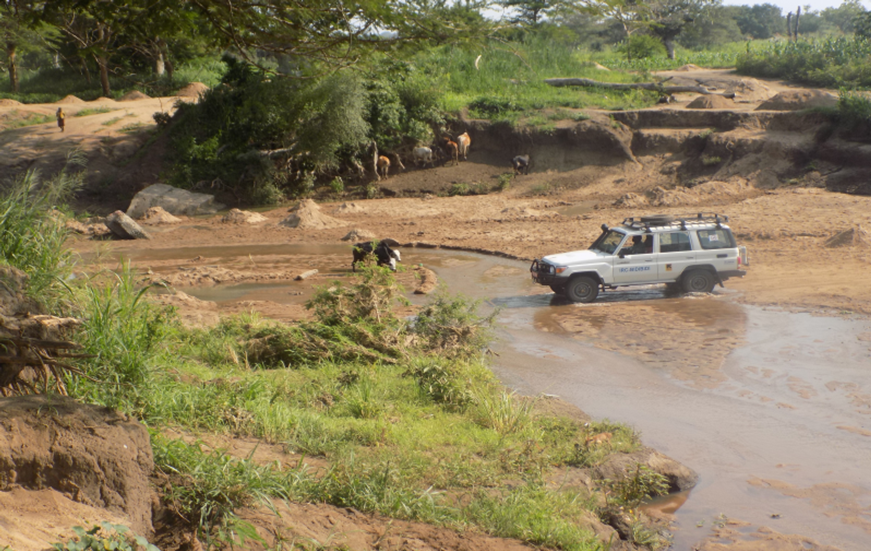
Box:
xmin=56 ymin=108 xmax=65 ymax=132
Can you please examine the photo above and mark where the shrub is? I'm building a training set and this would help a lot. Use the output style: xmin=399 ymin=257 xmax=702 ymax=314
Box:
xmin=0 ymin=155 xmax=84 ymax=303
xmin=409 ymin=290 xmax=496 ymax=358
xmin=52 ymin=523 xmax=158 ymax=551
xmin=606 ymin=464 xmax=670 ymax=508
xmin=618 ymin=35 xmax=667 ymax=61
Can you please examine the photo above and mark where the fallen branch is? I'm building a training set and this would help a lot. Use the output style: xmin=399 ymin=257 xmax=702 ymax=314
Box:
xmin=544 ymin=78 xmax=735 ymax=97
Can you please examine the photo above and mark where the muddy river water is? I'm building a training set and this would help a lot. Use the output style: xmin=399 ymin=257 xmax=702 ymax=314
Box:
xmin=107 ymin=243 xmax=871 ymax=550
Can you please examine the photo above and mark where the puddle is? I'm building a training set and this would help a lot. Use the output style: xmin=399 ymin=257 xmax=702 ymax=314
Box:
xmin=100 ymin=242 xmax=871 ymax=551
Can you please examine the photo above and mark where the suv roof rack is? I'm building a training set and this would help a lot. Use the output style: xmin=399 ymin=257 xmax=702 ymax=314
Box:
xmin=620 ymin=212 xmax=729 ymax=231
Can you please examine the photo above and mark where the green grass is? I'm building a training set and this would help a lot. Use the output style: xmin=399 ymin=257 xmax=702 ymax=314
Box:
xmin=74 ymin=106 xmax=113 ymax=117
xmin=736 ymin=36 xmax=871 ymax=89
xmin=0 ymin=110 xmax=54 ymax=131
xmin=591 ymin=40 xmax=767 ymax=72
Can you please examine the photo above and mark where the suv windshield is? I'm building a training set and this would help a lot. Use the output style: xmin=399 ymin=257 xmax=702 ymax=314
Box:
xmin=591 ymin=230 xmax=626 ymax=255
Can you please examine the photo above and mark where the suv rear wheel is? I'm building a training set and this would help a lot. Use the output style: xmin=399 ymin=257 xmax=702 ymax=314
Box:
xmin=566 ymin=276 xmax=599 ymax=303
xmin=681 ymin=269 xmax=715 ymax=294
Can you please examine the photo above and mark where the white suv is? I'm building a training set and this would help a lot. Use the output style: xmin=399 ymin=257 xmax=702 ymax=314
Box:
xmin=530 ymin=213 xmax=748 ymax=303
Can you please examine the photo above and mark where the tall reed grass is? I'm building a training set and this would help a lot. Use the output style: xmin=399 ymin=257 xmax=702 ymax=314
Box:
xmin=0 ymin=154 xmax=84 ymax=304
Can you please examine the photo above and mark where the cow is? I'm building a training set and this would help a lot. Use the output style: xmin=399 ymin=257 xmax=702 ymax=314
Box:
xmin=413 ymin=146 xmax=434 ymax=168
xmin=352 ymin=241 xmax=402 ymax=272
xmin=512 ymin=155 xmax=530 ymax=175
xmin=456 ymin=131 xmax=471 ymax=161
xmin=376 ymin=155 xmax=390 ymax=179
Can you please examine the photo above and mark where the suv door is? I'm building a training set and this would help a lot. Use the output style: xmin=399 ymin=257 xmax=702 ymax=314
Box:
xmin=657 ymin=231 xmax=695 ymax=281
xmin=613 ymin=233 xmax=656 ymax=284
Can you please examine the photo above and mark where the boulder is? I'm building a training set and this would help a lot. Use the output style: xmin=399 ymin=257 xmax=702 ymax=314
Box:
xmin=756 ymin=89 xmax=838 ymax=111
xmin=127 ymin=184 xmax=224 ymax=219
xmin=105 ymin=210 xmax=151 ymax=240
xmin=0 ymin=395 xmax=155 ymax=536
xmin=222 ymin=208 xmax=268 ymax=224
xmin=824 ymin=225 xmax=870 ymax=248
xmin=341 ymin=228 xmax=376 ymax=241
xmin=280 ymin=199 xmax=347 ymax=230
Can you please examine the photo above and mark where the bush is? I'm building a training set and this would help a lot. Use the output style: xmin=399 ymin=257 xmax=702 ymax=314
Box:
xmin=52 ymin=523 xmax=158 ymax=551
xmin=618 ymin=35 xmax=667 ymax=61
xmin=409 ymin=290 xmax=496 ymax=358
xmin=736 ymin=37 xmax=871 ymax=88
xmin=0 ymin=155 xmax=84 ymax=303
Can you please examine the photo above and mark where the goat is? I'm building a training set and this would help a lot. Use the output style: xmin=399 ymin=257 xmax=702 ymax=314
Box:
xmin=442 ymin=138 xmax=458 ymax=165
xmin=376 ymin=155 xmax=391 ymax=179
xmin=352 ymin=241 xmax=401 ymax=272
xmin=413 ymin=146 xmax=435 ymax=168
xmin=512 ymin=155 xmax=530 ymax=175
xmin=456 ymin=132 xmax=471 ymax=161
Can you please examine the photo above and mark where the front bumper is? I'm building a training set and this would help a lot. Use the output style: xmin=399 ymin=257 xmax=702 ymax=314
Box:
xmin=530 ymin=259 xmax=568 ymax=286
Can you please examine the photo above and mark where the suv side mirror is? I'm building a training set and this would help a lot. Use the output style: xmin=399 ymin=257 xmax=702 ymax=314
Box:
xmin=618 ymin=252 xmax=626 ymax=259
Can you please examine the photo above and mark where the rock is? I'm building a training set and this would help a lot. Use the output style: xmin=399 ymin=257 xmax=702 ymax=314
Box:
xmin=222 ymin=208 xmax=268 ymax=224
xmin=825 ymin=225 xmax=870 ymax=248
xmin=295 ymin=269 xmax=318 ymax=281
xmin=138 ymin=206 xmax=183 ymax=225
xmin=593 ymin=63 xmax=610 ymax=71
xmin=0 ymin=395 xmax=155 ymax=536
xmin=341 ymin=228 xmax=376 ymax=241
xmin=280 ymin=199 xmax=348 ymax=230
xmin=334 ymin=202 xmax=365 ymax=214
xmin=686 ymin=95 xmax=735 ymax=110
xmin=148 ymin=291 xmax=219 ymax=327
xmin=126 ymin=183 xmax=224 ymax=219
xmin=414 ymin=267 xmax=438 ymax=294
xmin=105 ymin=210 xmax=151 ymax=240
xmin=593 ymin=447 xmax=698 ymax=493
xmin=756 ymin=90 xmax=838 ymax=111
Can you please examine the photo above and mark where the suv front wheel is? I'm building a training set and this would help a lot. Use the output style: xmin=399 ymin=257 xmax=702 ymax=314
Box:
xmin=566 ymin=276 xmax=599 ymax=303
xmin=681 ymin=269 xmax=715 ymax=294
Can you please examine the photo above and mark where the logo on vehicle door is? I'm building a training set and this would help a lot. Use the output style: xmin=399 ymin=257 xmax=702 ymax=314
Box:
xmin=666 ymin=264 xmax=672 ymax=271
xmin=618 ymin=266 xmax=651 ymax=273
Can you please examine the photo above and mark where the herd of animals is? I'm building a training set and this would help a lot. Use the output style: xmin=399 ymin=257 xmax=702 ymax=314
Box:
xmin=374 ymin=131 xmax=530 ymax=179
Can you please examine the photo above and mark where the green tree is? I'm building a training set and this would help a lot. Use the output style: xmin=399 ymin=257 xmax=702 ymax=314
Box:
xmin=501 ymin=0 xmax=560 ymax=25
xmin=1 ymin=0 xmax=56 ymax=92
xmin=678 ymin=5 xmax=743 ymax=49
xmin=821 ymin=0 xmax=865 ymax=34
xmin=570 ymin=0 xmax=652 ymax=60
xmin=735 ymin=3 xmax=784 ymax=39
xmin=646 ymin=0 xmax=717 ymax=58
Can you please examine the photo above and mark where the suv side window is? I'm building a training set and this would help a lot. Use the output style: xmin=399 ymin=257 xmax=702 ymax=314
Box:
xmin=697 ymin=229 xmax=736 ymax=250
xmin=659 ymin=231 xmax=692 ymax=253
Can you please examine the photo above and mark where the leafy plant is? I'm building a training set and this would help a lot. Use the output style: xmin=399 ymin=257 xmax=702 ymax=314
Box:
xmin=606 ymin=464 xmax=670 ymax=508
xmin=497 ymin=173 xmax=513 ymax=191
xmin=449 ymin=182 xmax=471 ymax=196
xmin=409 ymin=289 xmax=496 ymax=358
xmin=329 ymin=176 xmax=345 ymax=194
xmin=701 ymin=155 xmax=722 ymax=166
xmin=51 ymin=522 xmax=158 ymax=551
xmin=74 ymin=106 xmax=112 ymax=117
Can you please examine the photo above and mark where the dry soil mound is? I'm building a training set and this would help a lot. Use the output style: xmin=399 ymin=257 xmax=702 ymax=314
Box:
xmin=824 ymin=225 xmax=870 ymax=248
xmin=176 ymin=82 xmax=209 ymax=98
xmin=757 ymin=89 xmax=838 ymax=111
xmin=676 ymin=64 xmax=702 ymax=71
xmin=118 ymin=90 xmax=151 ymax=101
xmin=414 ymin=266 xmax=438 ymax=294
xmin=335 ymin=202 xmax=365 ymax=214
xmin=686 ymin=95 xmax=735 ymax=109
xmin=725 ymin=79 xmax=773 ymax=103
xmin=93 ymin=96 xmax=116 ymax=103
xmin=0 ymin=99 xmax=22 ymax=106
xmin=280 ymin=199 xmax=348 ymax=230
xmin=139 ymin=206 xmax=183 ymax=225
xmin=222 ymin=208 xmax=268 ymax=224
xmin=0 ymin=395 xmax=154 ymax=538
xmin=341 ymin=228 xmax=376 ymax=241
xmin=56 ymin=95 xmax=85 ymax=104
